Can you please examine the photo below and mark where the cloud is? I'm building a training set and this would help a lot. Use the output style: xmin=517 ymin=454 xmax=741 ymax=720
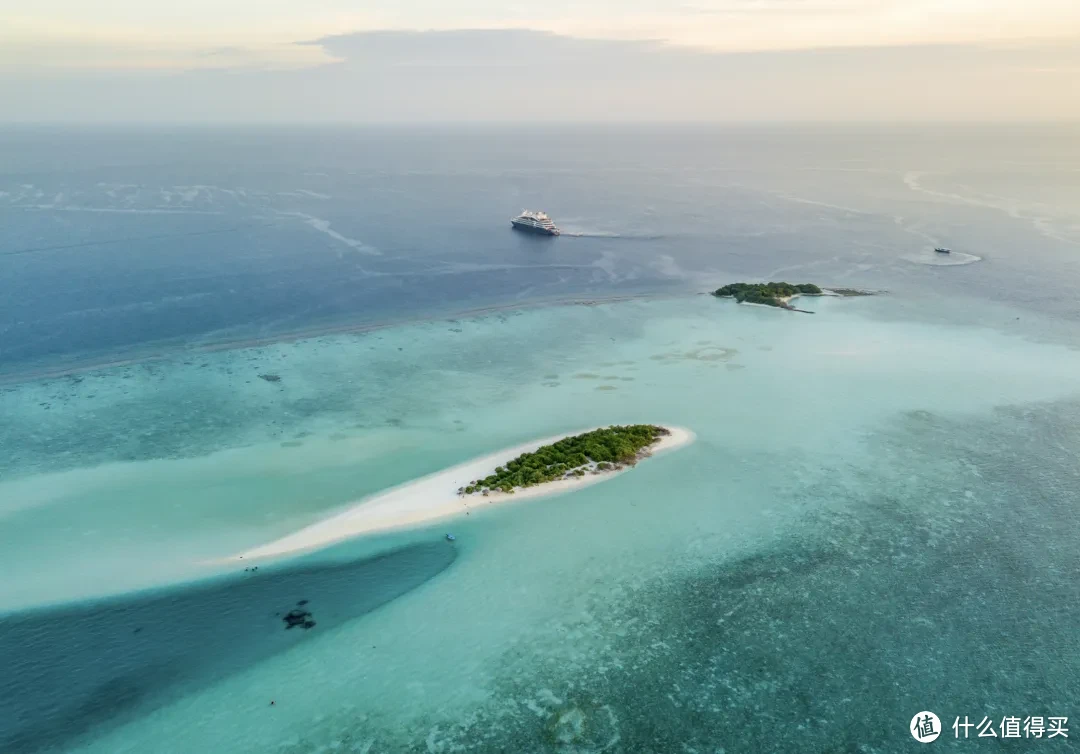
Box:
xmin=314 ymin=29 xmax=670 ymax=69
xmin=3 ymin=0 xmax=1079 ymax=73
xmin=198 ymin=47 xmax=249 ymax=58
xmin=1 ymin=29 xmax=1078 ymax=122
xmin=675 ymin=0 xmax=881 ymax=17
xmin=1017 ymin=66 xmax=1080 ymax=73
xmin=0 ymin=36 xmax=335 ymax=72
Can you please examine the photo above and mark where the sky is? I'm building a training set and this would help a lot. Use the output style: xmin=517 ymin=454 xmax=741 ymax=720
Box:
xmin=1 ymin=0 xmax=1079 ymax=122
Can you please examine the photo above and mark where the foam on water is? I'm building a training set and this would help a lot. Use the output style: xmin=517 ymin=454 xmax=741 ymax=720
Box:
xmin=2 ymin=295 xmax=1080 ymax=752
xmin=902 ymin=248 xmax=982 ymax=266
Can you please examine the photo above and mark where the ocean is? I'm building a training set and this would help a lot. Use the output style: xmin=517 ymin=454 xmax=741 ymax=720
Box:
xmin=1 ymin=124 xmax=1079 ymax=752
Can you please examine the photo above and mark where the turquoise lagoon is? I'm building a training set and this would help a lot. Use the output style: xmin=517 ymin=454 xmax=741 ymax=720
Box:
xmin=2 ymin=293 xmax=1080 ymax=752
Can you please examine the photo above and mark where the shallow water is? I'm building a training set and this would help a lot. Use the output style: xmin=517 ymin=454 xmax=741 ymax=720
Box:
xmin=0 ymin=542 xmax=456 ymax=754
xmin=3 ymin=125 xmax=1080 ymax=753
xmin=2 ymin=293 xmax=1080 ymax=752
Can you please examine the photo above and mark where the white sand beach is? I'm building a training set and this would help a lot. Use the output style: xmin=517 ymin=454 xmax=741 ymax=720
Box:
xmin=228 ymin=426 xmax=696 ymax=561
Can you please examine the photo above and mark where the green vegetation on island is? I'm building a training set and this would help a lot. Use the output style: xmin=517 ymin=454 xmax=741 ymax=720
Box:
xmin=712 ymin=282 xmax=823 ymax=307
xmin=461 ymin=424 xmax=670 ymax=495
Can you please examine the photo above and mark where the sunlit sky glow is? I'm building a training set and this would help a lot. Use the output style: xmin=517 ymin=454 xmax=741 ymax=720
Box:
xmin=3 ymin=0 xmax=1079 ymax=70
xmin=1 ymin=0 xmax=1078 ymax=121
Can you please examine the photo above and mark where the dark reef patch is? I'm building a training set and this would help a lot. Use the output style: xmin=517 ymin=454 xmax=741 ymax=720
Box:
xmin=0 ymin=541 xmax=456 ymax=754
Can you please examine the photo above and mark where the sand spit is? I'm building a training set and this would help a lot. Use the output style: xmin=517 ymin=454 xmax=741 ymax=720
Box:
xmin=227 ymin=426 xmax=696 ymax=561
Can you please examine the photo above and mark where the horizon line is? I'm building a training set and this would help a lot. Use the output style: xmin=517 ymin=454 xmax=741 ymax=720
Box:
xmin=3 ymin=118 xmax=1080 ymax=129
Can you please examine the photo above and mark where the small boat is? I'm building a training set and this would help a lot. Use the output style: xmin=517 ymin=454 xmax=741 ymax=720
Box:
xmin=934 ymin=247 xmax=951 ymax=254
xmin=445 ymin=534 xmax=456 ymax=542
xmin=511 ymin=210 xmax=560 ymax=236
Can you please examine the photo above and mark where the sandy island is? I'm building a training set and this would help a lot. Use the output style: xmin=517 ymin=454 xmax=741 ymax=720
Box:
xmin=227 ymin=425 xmax=696 ymax=562
xmin=725 ymin=288 xmax=879 ymax=314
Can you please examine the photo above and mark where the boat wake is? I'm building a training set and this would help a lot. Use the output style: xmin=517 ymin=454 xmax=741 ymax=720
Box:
xmin=560 ymin=229 xmax=667 ymax=241
xmin=902 ymin=249 xmax=982 ymax=267
xmin=561 ymin=230 xmax=621 ymax=238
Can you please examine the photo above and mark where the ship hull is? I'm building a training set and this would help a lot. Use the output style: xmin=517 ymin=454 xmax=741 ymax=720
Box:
xmin=511 ymin=220 xmax=559 ymax=236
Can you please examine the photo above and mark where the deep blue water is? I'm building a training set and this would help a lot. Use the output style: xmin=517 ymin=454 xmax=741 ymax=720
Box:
xmin=2 ymin=124 xmax=1079 ymax=376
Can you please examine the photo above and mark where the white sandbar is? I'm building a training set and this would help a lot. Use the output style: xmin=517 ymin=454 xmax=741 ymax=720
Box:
xmin=227 ymin=426 xmax=696 ymax=561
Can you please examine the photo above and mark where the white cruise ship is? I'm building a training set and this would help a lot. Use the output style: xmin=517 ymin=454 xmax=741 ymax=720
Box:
xmin=510 ymin=210 xmax=560 ymax=236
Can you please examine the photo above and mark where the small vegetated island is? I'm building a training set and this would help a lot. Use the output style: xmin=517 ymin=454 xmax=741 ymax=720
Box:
xmin=460 ymin=424 xmax=671 ymax=496
xmin=712 ymin=282 xmax=874 ymax=312
xmin=712 ymin=282 xmax=822 ymax=308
